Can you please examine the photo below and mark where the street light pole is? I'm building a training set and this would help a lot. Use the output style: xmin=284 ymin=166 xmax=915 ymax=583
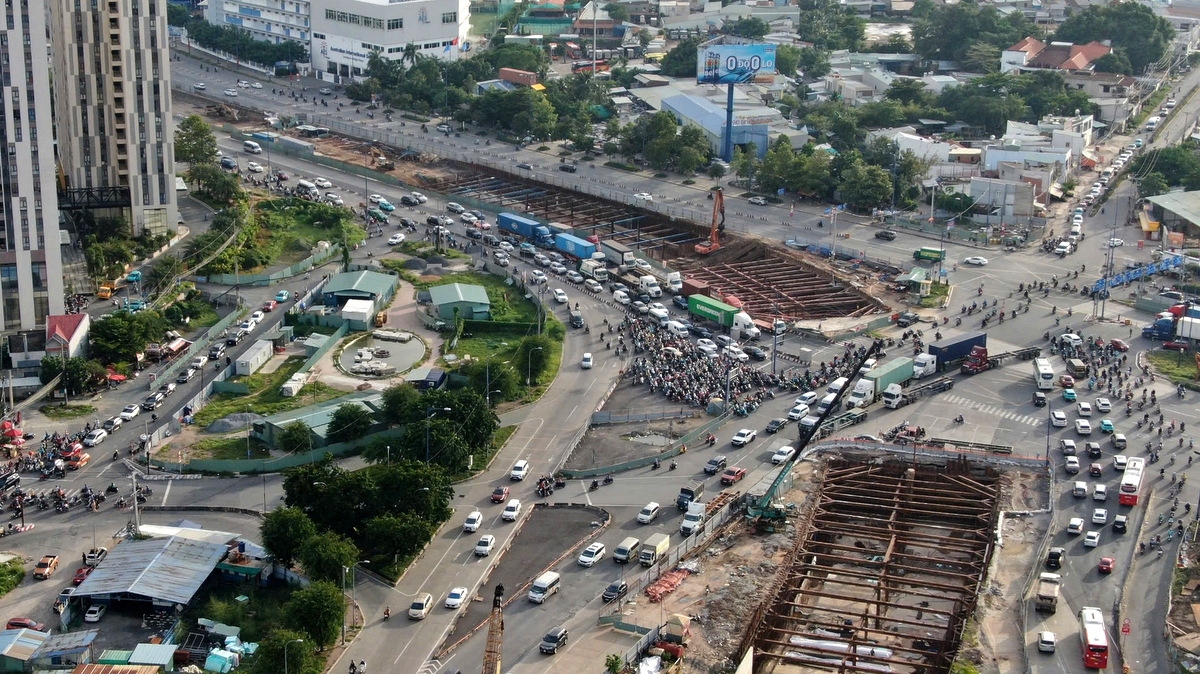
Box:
xmin=527 ymin=346 xmax=544 ymax=386
xmin=425 ymin=407 xmax=451 ymax=464
xmin=341 ymin=565 xmax=349 ymax=644
xmin=284 ymin=638 xmax=304 ymax=674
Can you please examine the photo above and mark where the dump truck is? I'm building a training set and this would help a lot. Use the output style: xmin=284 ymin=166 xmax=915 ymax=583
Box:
xmin=639 ymin=533 xmax=670 ymax=567
xmin=579 ymin=259 xmax=609 ymax=282
xmin=961 ymin=345 xmax=1041 ymax=375
xmin=846 ymin=357 xmax=914 ymax=408
xmin=498 ymin=212 xmax=553 ymax=247
xmin=881 ymin=376 xmax=954 ymax=409
xmin=1035 ymin=573 xmax=1062 ymax=613
xmin=926 ymin=332 xmax=987 ymax=370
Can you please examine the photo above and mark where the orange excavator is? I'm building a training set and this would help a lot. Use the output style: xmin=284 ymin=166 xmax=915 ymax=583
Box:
xmin=694 ymin=188 xmax=725 ymax=255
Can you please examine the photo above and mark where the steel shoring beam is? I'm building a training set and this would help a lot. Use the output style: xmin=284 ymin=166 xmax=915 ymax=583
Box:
xmin=814 ymin=507 xmax=993 ymax=530
xmin=787 ymin=568 xmax=970 ymax=605
xmin=793 ymin=554 xmax=982 ymax=583
xmin=759 ymin=625 xmax=951 ymax=662
xmin=825 ymin=482 xmax=996 ymax=505
xmin=808 ymin=514 xmax=992 ymax=546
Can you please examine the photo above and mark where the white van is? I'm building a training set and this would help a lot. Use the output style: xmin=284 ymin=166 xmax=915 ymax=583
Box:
xmin=648 ymin=306 xmax=669 ymax=326
xmin=826 ymin=377 xmax=849 ymax=396
xmin=816 ymin=392 xmax=839 ymax=415
xmin=613 ymin=536 xmax=641 ymax=563
xmin=243 ymin=140 xmax=262 ymax=154
xmin=296 ymin=179 xmax=319 ymax=199
xmin=666 ymin=320 xmax=689 ymax=339
xmin=528 ymin=571 xmax=561 ymax=603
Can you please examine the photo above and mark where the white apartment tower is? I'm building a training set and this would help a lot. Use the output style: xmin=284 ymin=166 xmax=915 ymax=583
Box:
xmin=0 ymin=0 xmax=64 ymax=330
xmin=51 ymin=0 xmax=177 ymax=239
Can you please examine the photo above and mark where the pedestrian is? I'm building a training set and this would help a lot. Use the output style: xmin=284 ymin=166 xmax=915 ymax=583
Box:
xmin=349 ymin=663 xmax=356 ymax=674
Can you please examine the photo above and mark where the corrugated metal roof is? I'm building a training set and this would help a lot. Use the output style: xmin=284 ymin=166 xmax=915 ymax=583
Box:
xmin=72 ymin=664 xmax=160 ymax=674
xmin=128 ymin=644 xmax=176 ymax=667
xmin=32 ymin=630 xmax=98 ymax=658
xmin=137 ymin=525 xmax=239 ymax=546
xmin=73 ymin=537 xmax=227 ymax=605
xmin=0 ymin=629 xmax=50 ymax=660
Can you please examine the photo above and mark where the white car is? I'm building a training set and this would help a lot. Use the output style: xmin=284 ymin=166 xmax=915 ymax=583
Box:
xmin=1051 ymin=410 xmax=1068 ymax=427
xmin=963 ymin=256 xmax=988 ymax=266
xmin=462 ymin=511 xmax=483 ymax=532
xmin=251 ymin=310 xmax=265 ymax=323
xmin=550 ymin=263 xmax=567 ymax=275
xmin=553 ymin=289 xmax=568 ymax=304
xmin=461 ymin=213 xmax=478 ymax=224
xmin=510 ymin=460 xmax=530 ymax=481
xmin=1072 ymin=214 xmax=1084 ymax=224
xmin=501 ymin=499 xmax=521 ymax=521
xmin=632 ymin=259 xmax=652 ymax=272
xmin=1037 ymin=631 xmax=1057 ymax=653
xmin=445 ymin=587 xmax=469 ymax=608
xmin=1092 ymin=508 xmax=1108 ymax=525
xmin=1084 ymin=531 xmax=1101 ymax=547
xmin=584 ymin=279 xmax=603 ymax=293
xmin=83 ymin=605 xmax=107 ymax=622
xmin=633 ymin=193 xmax=654 ymax=202
xmin=313 ymin=178 xmax=332 ymax=188
xmin=498 ymin=241 xmax=515 ymax=253
xmin=577 ymin=542 xmax=606 ymax=567
xmin=446 ymin=202 xmax=465 ymax=213
xmin=695 ymin=338 xmax=718 ymax=354
xmin=388 ymin=233 xmax=406 ymax=245
xmin=613 ymin=290 xmax=630 ymax=305
xmin=787 ymin=404 xmax=809 ymax=421
xmin=796 ymin=392 xmax=819 ymax=407
xmin=251 ymin=82 xmax=263 ymax=89
xmin=731 ymin=429 xmax=757 ymax=446
xmin=1114 ymin=454 xmax=1128 ymax=470
xmin=83 ymin=429 xmax=108 ymax=446
xmin=325 ymin=193 xmax=344 ymax=206
xmin=1065 ymin=456 xmax=1080 ymax=474
xmin=566 ymin=270 xmax=584 ymax=283
xmin=723 ymin=345 xmax=748 ymax=362
xmin=223 ymin=89 xmax=238 ymax=97
xmin=193 ymin=82 xmax=206 ymax=90
xmin=637 ymin=502 xmax=660 ymax=524
xmin=474 ymin=534 xmax=496 ymax=556
xmin=411 ymin=192 xmax=428 ymax=203
xmin=581 ymin=353 xmax=593 ymax=369
xmin=368 ymin=194 xmax=384 ymax=204
xmin=246 ymin=162 xmax=264 ymax=173
xmin=1095 ymin=398 xmax=1111 ymax=413
xmin=1093 ymin=484 xmax=1108 ymax=501
xmin=1075 ymin=419 xmax=1093 ymax=435
xmin=119 ymin=404 xmax=141 ymax=421
xmin=748 ymin=196 xmax=767 ymax=205
xmin=771 ymin=446 xmax=797 ymax=464
xmin=1108 ymin=238 xmax=1125 ymax=248
xmin=530 ymin=270 xmax=547 ymax=284
xmin=1077 ymin=402 xmax=1092 ymax=417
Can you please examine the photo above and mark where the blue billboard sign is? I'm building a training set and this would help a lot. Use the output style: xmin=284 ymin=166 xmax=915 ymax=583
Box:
xmin=1090 ymin=254 xmax=1184 ymax=293
xmin=697 ymin=44 xmax=776 ymax=85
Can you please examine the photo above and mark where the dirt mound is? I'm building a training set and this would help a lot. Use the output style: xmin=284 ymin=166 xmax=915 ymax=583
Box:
xmin=206 ymin=413 xmax=263 ymax=434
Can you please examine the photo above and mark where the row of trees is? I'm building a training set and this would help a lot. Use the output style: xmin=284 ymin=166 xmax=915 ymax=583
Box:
xmin=1128 ymin=144 xmax=1200 ymax=198
xmin=168 ymin=4 xmax=307 ymax=69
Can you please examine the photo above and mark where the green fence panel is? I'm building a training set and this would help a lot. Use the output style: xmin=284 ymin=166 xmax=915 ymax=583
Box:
xmin=213 ymin=381 xmax=251 ymax=395
xmin=155 ymin=309 xmax=247 ymax=385
xmin=299 ymin=322 xmax=349 ymax=373
xmin=164 ymin=428 xmax=406 ymax=474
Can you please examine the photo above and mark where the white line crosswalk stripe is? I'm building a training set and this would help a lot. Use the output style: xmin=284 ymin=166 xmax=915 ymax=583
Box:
xmin=938 ymin=395 xmax=1043 ymax=426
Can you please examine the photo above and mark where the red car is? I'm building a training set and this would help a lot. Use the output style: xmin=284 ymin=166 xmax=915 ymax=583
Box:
xmin=1165 ymin=340 xmax=1190 ymax=352
xmin=1098 ymin=557 xmax=1115 ymax=574
xmin=1060 ymin=375 xmax=1075 ymax=388
xmin=1109 ymin=338 xmax=1129 ymax=352
xmin=720 ymin=467 xmax=747 ymax=485
xmin=491 ymin=486 xmax=510 ymax=503
xmin=5 ymin=618 xmax=45 ymax=631
xmin=262 ymin=300 xmax=278 ymax=312
xmin=72 ymin=567 xmax=93 ymax=585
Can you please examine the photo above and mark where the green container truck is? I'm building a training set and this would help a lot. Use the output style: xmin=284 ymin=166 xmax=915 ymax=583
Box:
xmin=688 ymin=295 xmax=738 ymax=327
xmin=913 ymin=247 xmax=946 ymax=261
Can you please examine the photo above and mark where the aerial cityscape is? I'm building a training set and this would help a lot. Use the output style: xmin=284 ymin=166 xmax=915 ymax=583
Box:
xmin=0 ymin=0 xmax=1197 ymax=672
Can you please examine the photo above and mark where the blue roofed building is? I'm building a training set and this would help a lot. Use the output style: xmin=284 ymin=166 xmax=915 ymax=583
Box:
xmin=252 ymin=390 xmax=386 ymax=449
xmin=661 ymin=94 xmax=782 ymax=159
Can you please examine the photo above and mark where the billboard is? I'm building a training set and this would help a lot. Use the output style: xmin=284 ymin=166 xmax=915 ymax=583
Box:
xmin=697 ymin=44 xmax=776 ymax=85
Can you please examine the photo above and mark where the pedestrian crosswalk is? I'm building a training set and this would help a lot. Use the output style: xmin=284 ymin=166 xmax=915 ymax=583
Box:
xmin=938 ymin=394 xmax=1044 ymax=427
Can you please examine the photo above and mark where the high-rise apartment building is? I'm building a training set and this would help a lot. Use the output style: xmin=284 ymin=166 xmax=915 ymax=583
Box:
xmin=51 ymin=0 xmax=177 ymax=239
xmin=0 ymin=0 xmax=64 ymax=332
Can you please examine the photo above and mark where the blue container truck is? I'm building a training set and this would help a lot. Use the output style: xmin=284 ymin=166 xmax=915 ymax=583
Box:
xmin=926 ymin=331 xmax=986 ymax=370
xmin=498 ymin=213 xmax=552 ymax=247
xmin=554 ymin=233 xmax=598 ymax=260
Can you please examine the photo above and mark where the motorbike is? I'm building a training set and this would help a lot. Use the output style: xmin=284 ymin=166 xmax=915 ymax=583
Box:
xmin=603 ymin=474 xmax=614 ymax=485
xmin=651 ymin=459 xmax=661 ymax=470
xmin=384 ymin=607 xmax=390 ymax=621
xmin=669 ymin=461 xmax=677 ymax=471
xmin=589 ymin=480 xmax=599 ymax=492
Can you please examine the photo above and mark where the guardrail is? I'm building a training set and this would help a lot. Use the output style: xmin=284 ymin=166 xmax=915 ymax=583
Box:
xmin=925 ymin=437 xmax=1015 ymax=454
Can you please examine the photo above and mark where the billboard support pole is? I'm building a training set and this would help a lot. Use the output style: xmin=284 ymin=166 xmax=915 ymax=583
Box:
xmin=724 ymin=83 xmax=734 ymax=162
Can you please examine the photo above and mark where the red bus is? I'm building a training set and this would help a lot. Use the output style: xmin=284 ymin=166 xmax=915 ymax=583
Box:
xmin=1119 ymin=456 xmax=1146 ymax=505
xmin=572 ymin=60 xmax=609 ymax=73
xmin=1079 ymin=606 xmax=1109 ymax=669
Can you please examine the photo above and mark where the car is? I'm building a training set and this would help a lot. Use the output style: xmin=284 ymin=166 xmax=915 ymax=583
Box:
xmin=612 ymin=289 xmax=630 ymax=305
xmin=1114 ymin=454 xmax=1128 ymax=471
xmin=1051 ymin=410 xmax=1068 ymax=427
xmin=176 ymin=368 xmax=196 ymax=384
xmin=275 ymin=290 xmax=291 ymax=302
xmin=388 ymin=233 xmax=406 ymax=245
xmin=445 ymin=202 xmax=466 ymax=214
xmin=273 ymin=170 xmax=290 ymax=182
xmin=577 ymin=542 xmax=606 ymax=566
xmin=83 ymin=605 xmax=107 ymax=623
xmin=516 ymin=163 xmax=533 ymax=170
xmin=261 ymin=300 xmax=278 ymax=313
xmin=410 ymin=191 xmax=427 ymax=204
xmin=1084 ymin=531 xmax=1101 ymax=547
xmin=724 ymin=345 xmax=749 ymax=362
xmin=787 ymin=404 xmax=809 ymax=421
xmin=1113 ymin=514 xmax=1128 ymax=532
xmin=1063 ymin=388 xmax=1077 ymax=402
xmin=510 ymin=460 xmax=530 ymax=481
xmin=192 ymin=82 xmax=206 ymax=90
xmin=720 ymin=467 xmax=747 ymax=485
xmin=67 ymin=453 xmax=91 ymax=470
xmin=631 ymin=300 xmax=649 ymax=315
xmin=1065 ymin=456 xmax=1080 ymax=474
xmin=731 ymin=429 xmax=756 ymax=446
xmin=765 ymin=418 xmax=787 ymax=434
xmin=703 ymin=455 xmax=728 ymax=474
xmin=1072 ymin=214 xmax=1084 ymax=224
xmin=633 ymin=192 xmax=653 ymax=202
xmin=310 ymin=177 xmax=332 ymax=189
xmin=463 ymin=511 xmax=483 ymax=532
xmin=250 ymin=310 xmax=265 ymax=324
xmin=1095 ymin=398 xmax=1111 ymax=413
xmin=408 ymin=593 xmax=434 ymax=620
xmin=549 ymin=262 xmax=567 ymax=275
xmin=1060 ymin=374 xmax=1075 ymax=388
xmin=796 ymin=392 xmax=819 ymax=407
xmin=223 ymin=88 xmax=238 ymax=97
xmin=491 ymin=485 xmax=510 ymax=502
xmin=102 ymin=416 xmax=122 ymax=433
xmin=669 ymin=295 xmax=688 ymax=311
xmin=1077 ymin=402 xmax=1092 ymax=416
xmin=83 ymin=429 xmax=107 ymax=446
xmin=466 ymin=228 xmax=484 ymax=240
xmin=532 ymin=254 xmax=550 ymax=267
xmin=1060 ymin=439 xmax=1077 ymax=455
xmin=400 ymin=195 xmax=419 ymax=207
xmin=602 ymin=580 xmax=629 ymax=603
xmin=566 ymin=270 xmax=584 ymax=284
xmin=1046 ymin=547 xmax=1064 ymax=569
xmin=246 ymin=161 xmax=264 ymax=173
xmin=377 ymin=199 xmax=395 ymax=212
xmin=695 ymin=338 xmax=718 ymax=354
xmin=1108 ymin=238 xmax=1125 ymax=248
xmin=530 ymin=270 xmax=548 ymax=284
xmin=474 ymin=534 xmax=496 ymax=556
xmin=72 ymin=567 xmax=93 ymax=585
xmin=1165 ymin=340 xmax=1191 ymax=352
xmin=1099 ymin=419 xmax=1114 ymax=433
xmin=1033 ymin=391 xmax=1047 ymax=407
xmin=119 ymin=404 xmax=141 ymax=421
xmin=584 ymin=279 xmax=603 ymax=293
xmin=461 ymin=212 xmax=478 ymax=224
xmin=497 ymin=241 xmax=514 ymax=253
xmin=1097 ymin=556 xmax=1115 ymax=574
xmin=1093 ymin=484 xmax=1108 ymax=501
xmin=6 ymin=618 xmax=46 ymax=631
xmin=1067 ymin=517 xmax=1085 ymax=534
xmin=874 ymin=230 xmax=897 ymax=241
xmin=747 ymin=196 xmax=767 ymax=205
xmin=53 ymin=587 xmax=74 ymax=614
xmin=436 ymin=124 xmax=452 ymax=133
xmin=158 ymin=382 xmax=177 ymax=397
xmin=963 ymin=256 xmax=989 ymax=266
xmin=445 ymin=587 xmax=469 ymax=608
xmin=1086 ymin=441 xmax=1101 ymax=458
xmin=1075 ymin=419 xmax=1092 ymax=435
xmin=690 ymin=325 xmax=714 ymax=339
xmin=501 ymin=499 xmax=521 ymax=521
xmin=540 ymin=627 xmax=569 ymax=654
xmin=1109 ymin=338 xmax=1129 ymax=352
xmin=1092 ymin=508 xmax=1108 ymax=525
xmin=368 ymin=194 xmax=384 ymax=204
xmin=772 ymin=446 xmax=797 ymax=464
xmin=581 ymin=353 xmax=593 ymax=369
xmin=1037 ymin=631 xmax=1057 ymax=653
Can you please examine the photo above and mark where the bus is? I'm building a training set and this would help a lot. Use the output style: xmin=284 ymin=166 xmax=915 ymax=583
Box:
xmin=1119 ymin=456 xmax=1146 ymax=506
xmin=1078 ymin=606 xmax=1110 ymax=669
xmin=572 ymin=60 xmax=609 ymax=73
xmin=644 ymin=52 xmax=666 ymax=63
xmin=1033 ymin=357 xmax=1055 ymax=390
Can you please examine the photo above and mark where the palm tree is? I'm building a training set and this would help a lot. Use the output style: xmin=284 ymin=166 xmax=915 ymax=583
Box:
xmin=401 ymin=43 xmax=421 ymax=67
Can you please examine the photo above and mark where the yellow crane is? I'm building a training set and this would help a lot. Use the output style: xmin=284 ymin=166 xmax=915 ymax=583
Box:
xmin=694 ymin=188 xmax=725 ymax=255
xmin=481 ymin=584 xmax=505 ymax=674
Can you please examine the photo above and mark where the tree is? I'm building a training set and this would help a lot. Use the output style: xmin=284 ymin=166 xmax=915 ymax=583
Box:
xmin=725 ymin=17 xmax=769 ymax=39
xmin=39 ymin=356 xmax=98 ymax=396
xmin=285 ymin=581 xmax=345 ymax=649
xmin=731 ymin=145 xmax=759 ymax=185
xmin=840 ymin=162 xmax=894 ymax=210
xmin=660 ymin=36 xmax=702 ymax=78
xmin=364 ymin=513 xmax=435 ymax=559
xmin=707 ymin=163 xmax=727 ymax=180
xmin=458 ymin=359 xmax=519 ymax=405
xmin=260 ymin=507 xmax=317 ymax=569
xmin=1091 ymin=52 xmax=1133 ymax=75
xmin=187 ymin=164 xmax=242 ymax=205
xmin=515 ymin=334 xmax=554 ymax=385
xmin=327 ymin=404 xmax=375 ymax=444
xmin=797 ymin=0 xmax=865 ymax=51
xmin=961 ymin=44 xmax=1002 ymax=75
xmin=297 ymin=532 xmax=360 ymax=584
xmin=1055 ymin=3 xmax=1174 ymax=74
xmin=145 ymin=255 xmax=186 ymax=296
xmin=380 ymin=383 xmax=422 ymax=422
xmin=911 ymin=3 xmax=1040 ymax=62
xmin=603 ymin=2 xmax=629 ymax=22
xmin=884 ymin=79 xmax=932 ymax=107
xmin=797 ymin=48 xmax=832 ymax=79
xmin=174 ymin=115 xmax=219 ymax=166
xmin=775 ymin=45 xmax=801 ymax=78
xmin=1139 ymin=172 xmax=1169 ymax=198
xmin=252 ymin=631 xmax=318 ymax=674
xmin=88 ymin=310 xmax=170 ymax=365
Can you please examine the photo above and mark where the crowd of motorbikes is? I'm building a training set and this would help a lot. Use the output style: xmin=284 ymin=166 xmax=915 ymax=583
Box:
xmin=5 ymin=482 xmax=151 ymax=517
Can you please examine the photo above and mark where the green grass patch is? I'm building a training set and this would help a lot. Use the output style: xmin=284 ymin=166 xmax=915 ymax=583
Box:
xmin=193 ymin=356 xmax=343 ymax=426
xmin=605 ymin=161 xmax=639 ymax=172
xmin=395 ymin=240 xmax=469 ymax=261
xmin=1147 ymin=350 xmax=1200 ymax=384
xmin=185 ymin=581 xmax=296 ymax=643
xmin=190 ymin=434 xmax=272 ymax=460
xmin=175 ymin=304 xmax=220 ymax=330
xmin=448 ymin=424 xmax=517 ymax=482
xmin=916 ymin=281 xmax=951 ymax=308
xmin=401 ymin=112 xmax=431 ymax=123
xmin=289 ymin=323 xmax=339 ymax=339
xmin=682 ymin=179 xmax=695 ymax=185
xmin=40 ymin=404 xmax=96 ymax=420
xmin=1132 ymin=89 xmax=1170 ymax=128
xmin=412 ymin=272 xmax=540 ymax=322
xmin=0 ymin=558 xmax=25 ymax=598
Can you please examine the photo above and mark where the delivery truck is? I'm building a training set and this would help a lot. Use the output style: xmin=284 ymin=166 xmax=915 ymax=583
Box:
xmin=600 ymin=240 xmax=635 ymax=269
xmin=579 ymin=259 xmax=609 ymax=282
xmin=688 ymin=295 xmax=738 ymax=327
xmin=926 ymin=332 xmax=987 ymax=370
xmin=845 ymin=357 xmax=914 ymax=408
xmin=639 ymin=533 xmax=670 ymax=566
